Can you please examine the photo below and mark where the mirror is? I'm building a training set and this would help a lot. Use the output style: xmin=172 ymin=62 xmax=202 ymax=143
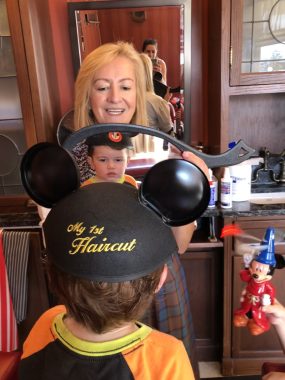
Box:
xmin=68 ymin=0 xmax=191 ymax=142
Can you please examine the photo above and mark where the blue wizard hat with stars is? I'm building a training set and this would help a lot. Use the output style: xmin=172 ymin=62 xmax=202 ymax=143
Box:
xmin=256 ymin=227 xmax=276 ymax=267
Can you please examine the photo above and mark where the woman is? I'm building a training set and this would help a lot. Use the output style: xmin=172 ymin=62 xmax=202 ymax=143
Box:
xmin=71 ymin=41 xmax=206 ymax=379
xmin=142 ymin=38 xmax=167 ymax=84
xmin=140 ymin=53 xmax=174 ymax=135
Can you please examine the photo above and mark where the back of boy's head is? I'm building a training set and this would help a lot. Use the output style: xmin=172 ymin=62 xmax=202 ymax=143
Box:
xmin=44 ymin=182 xmax=177 ymax=332
xmin=86 ymin=132 xmax=133 ymax=156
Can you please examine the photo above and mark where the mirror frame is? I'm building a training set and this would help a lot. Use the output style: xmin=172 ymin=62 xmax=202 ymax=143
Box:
xmin=68 ymin=0 xmax=191 ymax=142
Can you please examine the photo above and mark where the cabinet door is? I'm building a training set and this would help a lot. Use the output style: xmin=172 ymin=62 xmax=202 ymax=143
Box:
xmin=230 ymin=0 xmax=285 ymax=86
xmin=232 ymin=256 xmax=285 ymax=358
xmin=180 ymin=246 xmax=223 ymax=361
xmin=223 ymin=217 xmax=285 ymax=375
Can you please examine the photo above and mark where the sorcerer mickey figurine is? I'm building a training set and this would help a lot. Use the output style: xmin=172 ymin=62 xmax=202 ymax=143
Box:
xmin=233 ymin=227 xmax=276 ymax=336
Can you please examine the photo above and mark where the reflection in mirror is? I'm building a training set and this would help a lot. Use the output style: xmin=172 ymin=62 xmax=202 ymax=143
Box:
xmin=68 ymin=0 xmax=191 ymax=142
xmin=57 ymin=116 xmax=181 ymax=183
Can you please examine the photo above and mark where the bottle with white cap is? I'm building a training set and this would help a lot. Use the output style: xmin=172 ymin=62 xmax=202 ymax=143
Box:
xmin=220 ymin=167 xmax=232 ymax=208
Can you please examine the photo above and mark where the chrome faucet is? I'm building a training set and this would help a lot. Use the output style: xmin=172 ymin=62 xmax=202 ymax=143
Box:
xmin=252 ymin=148 xmax=285 ymax=184
xmin=277 ymin=159 xmax=285 ymax=183
xmin=252 ymin=148 xmax=277 ymax=183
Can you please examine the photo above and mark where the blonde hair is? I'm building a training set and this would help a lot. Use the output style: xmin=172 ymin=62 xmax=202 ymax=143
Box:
xmin=74 ymin=41 xmax=148 ymax=130
xmin=140 ymin=53 xmax=154 ymax=93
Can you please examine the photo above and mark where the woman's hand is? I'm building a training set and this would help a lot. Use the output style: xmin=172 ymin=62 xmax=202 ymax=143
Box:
xmin=171 ymin=151 xmax=209 ymax=254
xmin=262 ymin=372 xmax=285 ymax=380
xmin=182 ymin=151 xmax=210 ymax=179
xmin=263 ymin=299 xmax=285 ymax=353
xmin=263 ymin=299 xmax=285 ymax=326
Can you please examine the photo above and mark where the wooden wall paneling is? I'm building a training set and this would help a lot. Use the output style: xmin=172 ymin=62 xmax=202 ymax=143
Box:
xmin=207 ymin=0 xmax=223 ymax=153
xmin=229 ymin=93 xmax=285 ymax=153
xmin=48 ymin=0 xmax=75 ymax=114
xmin=190 ymin=0 xmax=208 ymax=147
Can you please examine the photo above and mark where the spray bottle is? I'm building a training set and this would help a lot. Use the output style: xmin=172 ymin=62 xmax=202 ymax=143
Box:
xmin=208 ymin=169 xmax=216 ymax=208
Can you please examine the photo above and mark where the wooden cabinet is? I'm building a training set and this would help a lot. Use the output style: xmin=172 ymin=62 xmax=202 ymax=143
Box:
xmin=230 ymin=0 xmax=285 ymax=86
xmin=222 ymin=215 xmax=285 ymax=376
xmin=180 ymin=240 xmax=224 ymax=361
xmin=208 ymin=0 xmax=285 ymax=154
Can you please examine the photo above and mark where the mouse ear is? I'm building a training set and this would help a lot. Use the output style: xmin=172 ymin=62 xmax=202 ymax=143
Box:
xmin=139 ymin=159 xmax=210 ymax=226
xmin=20 ymin=142 xmax=80 ymax=208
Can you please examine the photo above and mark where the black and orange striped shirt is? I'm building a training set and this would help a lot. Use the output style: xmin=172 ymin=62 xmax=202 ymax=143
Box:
xmin=19 ymin=305 xmax=194 ymax=380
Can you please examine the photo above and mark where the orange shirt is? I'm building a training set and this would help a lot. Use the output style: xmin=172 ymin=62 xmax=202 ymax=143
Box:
xmin=81 ymin=174 xmax=138 ymax=189
xmin=20 ymin=305 xmax=194 ymax=380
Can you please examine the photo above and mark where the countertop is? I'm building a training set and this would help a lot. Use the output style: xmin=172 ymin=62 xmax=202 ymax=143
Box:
xmin=1 ymin=200 xmax=285 ymax=228
xmin=0 ymin=197 xmax=40 ymax=228
xmin=203 ymin=201 xmax=285 ymax=218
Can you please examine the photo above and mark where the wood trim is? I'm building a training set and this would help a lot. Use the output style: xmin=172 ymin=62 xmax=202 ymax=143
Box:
xmin=6 ymin=0 xmax=37 ymax=147
xmin=220 ymin=0 xmax=231 ymax=151
xmin=7 ymin=0 xmax=62 ymax=146
xmin=229 ymin=0 xmax=243 ymax=86
xmin=223 ymin=357 xmax=285 ymax=376
xmin=19 ymin=0 xmax=61 ymax=143
xmin=228 ymin=83 xmax=285 ymax=95
xmin=222 ymin=219 xmax=234 ymax=360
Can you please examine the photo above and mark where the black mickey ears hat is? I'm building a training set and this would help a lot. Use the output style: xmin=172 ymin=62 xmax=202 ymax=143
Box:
xmin=20 ymin=124 xmax=211 ymax=224
xmin=43 ymin=182 xmax=177 ymax=282
xmin=20 ymin=142 xmax=80 ymax=208
xmin=85 ymin=132 xmax=133 ymax=152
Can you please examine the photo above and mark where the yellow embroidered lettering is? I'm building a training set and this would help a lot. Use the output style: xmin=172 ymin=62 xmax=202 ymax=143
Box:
xmin=110 ymin=243 xmax=120 ymax=251
xmin=69 ymin=236 xmax=95 ymax=254
xmin=127 ymin=239 xmax=137 ymax=251
xmin=89 ymin=226 xmax=104 ymax=235
xmin=67 ymin=222 xmax=86 ymax=236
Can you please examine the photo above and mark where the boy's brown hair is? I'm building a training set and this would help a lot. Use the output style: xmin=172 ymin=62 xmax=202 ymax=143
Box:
xmin=47 ymin=260 xmax=164 ymax=333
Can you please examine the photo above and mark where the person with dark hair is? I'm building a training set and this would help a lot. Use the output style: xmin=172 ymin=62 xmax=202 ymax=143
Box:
xmin=142 ymin=38 xmax=167 ymax=84
xmin=19 ymin=183 xmax=195 ymax=379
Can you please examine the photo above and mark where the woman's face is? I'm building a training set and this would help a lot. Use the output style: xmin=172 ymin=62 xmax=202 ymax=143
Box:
xmin=144 ymin=44 xmax=157 ymax=59
xmin=90 ymin=56 xmax=137 ymax=124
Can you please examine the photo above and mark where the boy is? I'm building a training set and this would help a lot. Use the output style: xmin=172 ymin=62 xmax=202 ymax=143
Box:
xmin=19 ymin=183 xmax=195 ymax=379
xmin=82 ymin=132 xmax=137 ymax=188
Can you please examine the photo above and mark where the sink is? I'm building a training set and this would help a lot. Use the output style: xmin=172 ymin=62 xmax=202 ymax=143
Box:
xmin=249 ymin=192 xmax=285 ymax=204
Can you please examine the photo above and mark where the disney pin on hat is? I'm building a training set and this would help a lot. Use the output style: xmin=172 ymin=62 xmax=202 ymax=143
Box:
xmin=43 ymin=182 xmax=177 ymax=282
xmin=256 ymin=227 xmax=276 ymax=267
xmin=85 ymin=132 xmax=133 ymax=151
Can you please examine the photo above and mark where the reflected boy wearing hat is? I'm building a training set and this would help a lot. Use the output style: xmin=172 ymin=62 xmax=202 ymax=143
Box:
xmin=19 ymin=183 xmax=194 ymax=379
xmin=82 ymin=132 xmax=137 ymax=188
